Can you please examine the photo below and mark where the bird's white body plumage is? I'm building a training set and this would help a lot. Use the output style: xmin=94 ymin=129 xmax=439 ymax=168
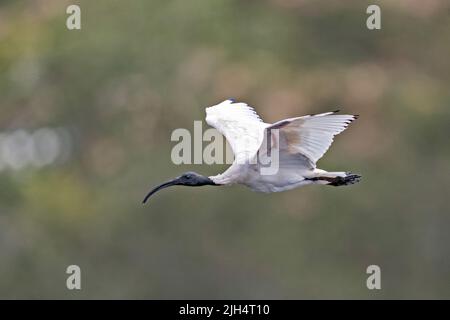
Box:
xmin=206 ymin=99 xmax=358 ymax=192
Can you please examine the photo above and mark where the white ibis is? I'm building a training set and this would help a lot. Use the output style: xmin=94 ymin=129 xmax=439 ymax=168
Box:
xmin=143 ymin=99 xmax=360 ymax=203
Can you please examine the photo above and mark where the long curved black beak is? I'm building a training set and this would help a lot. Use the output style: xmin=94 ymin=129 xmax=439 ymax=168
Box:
xmin=142 ymin=178 xmax=180 ymax=204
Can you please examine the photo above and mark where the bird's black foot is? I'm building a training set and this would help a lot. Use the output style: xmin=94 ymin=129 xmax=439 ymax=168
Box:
xmin=328 ymin=173 xmax=362 ymax=186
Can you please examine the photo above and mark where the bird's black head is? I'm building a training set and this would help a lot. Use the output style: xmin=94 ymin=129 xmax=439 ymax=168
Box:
xmin=142 ymin=171 xmax=216 ymax=204
xmin=177 ymin=172 xmax=215 ymax=186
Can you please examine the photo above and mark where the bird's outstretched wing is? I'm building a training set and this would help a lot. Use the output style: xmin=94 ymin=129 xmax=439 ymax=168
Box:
xmin=205 ymin=99 xmax=266 ymax=162
xmin=262 ymin=111 xmax=358 ymax=167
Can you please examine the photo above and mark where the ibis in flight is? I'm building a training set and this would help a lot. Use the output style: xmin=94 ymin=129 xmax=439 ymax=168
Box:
xmin=143 ymin=99 xmax=360 ymax=203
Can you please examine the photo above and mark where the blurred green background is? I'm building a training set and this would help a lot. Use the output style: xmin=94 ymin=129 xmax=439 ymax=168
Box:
xmin=0 ymin=0 xmax=449 ymax=299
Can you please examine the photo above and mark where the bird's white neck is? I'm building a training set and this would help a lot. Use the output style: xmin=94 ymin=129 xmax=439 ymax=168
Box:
xmin=209 ymin=164 xmax=244 ymax=185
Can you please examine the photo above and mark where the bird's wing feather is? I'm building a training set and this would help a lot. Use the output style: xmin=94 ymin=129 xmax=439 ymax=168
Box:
xmin=206 ymin=99 xmax=266 ymax=161
xmin=261 ymin=111 xmax=358 ymax=166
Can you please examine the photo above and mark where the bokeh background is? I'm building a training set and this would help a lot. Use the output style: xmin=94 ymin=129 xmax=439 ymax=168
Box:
xmin=0 ymin=0 xmax=449 ymax=299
